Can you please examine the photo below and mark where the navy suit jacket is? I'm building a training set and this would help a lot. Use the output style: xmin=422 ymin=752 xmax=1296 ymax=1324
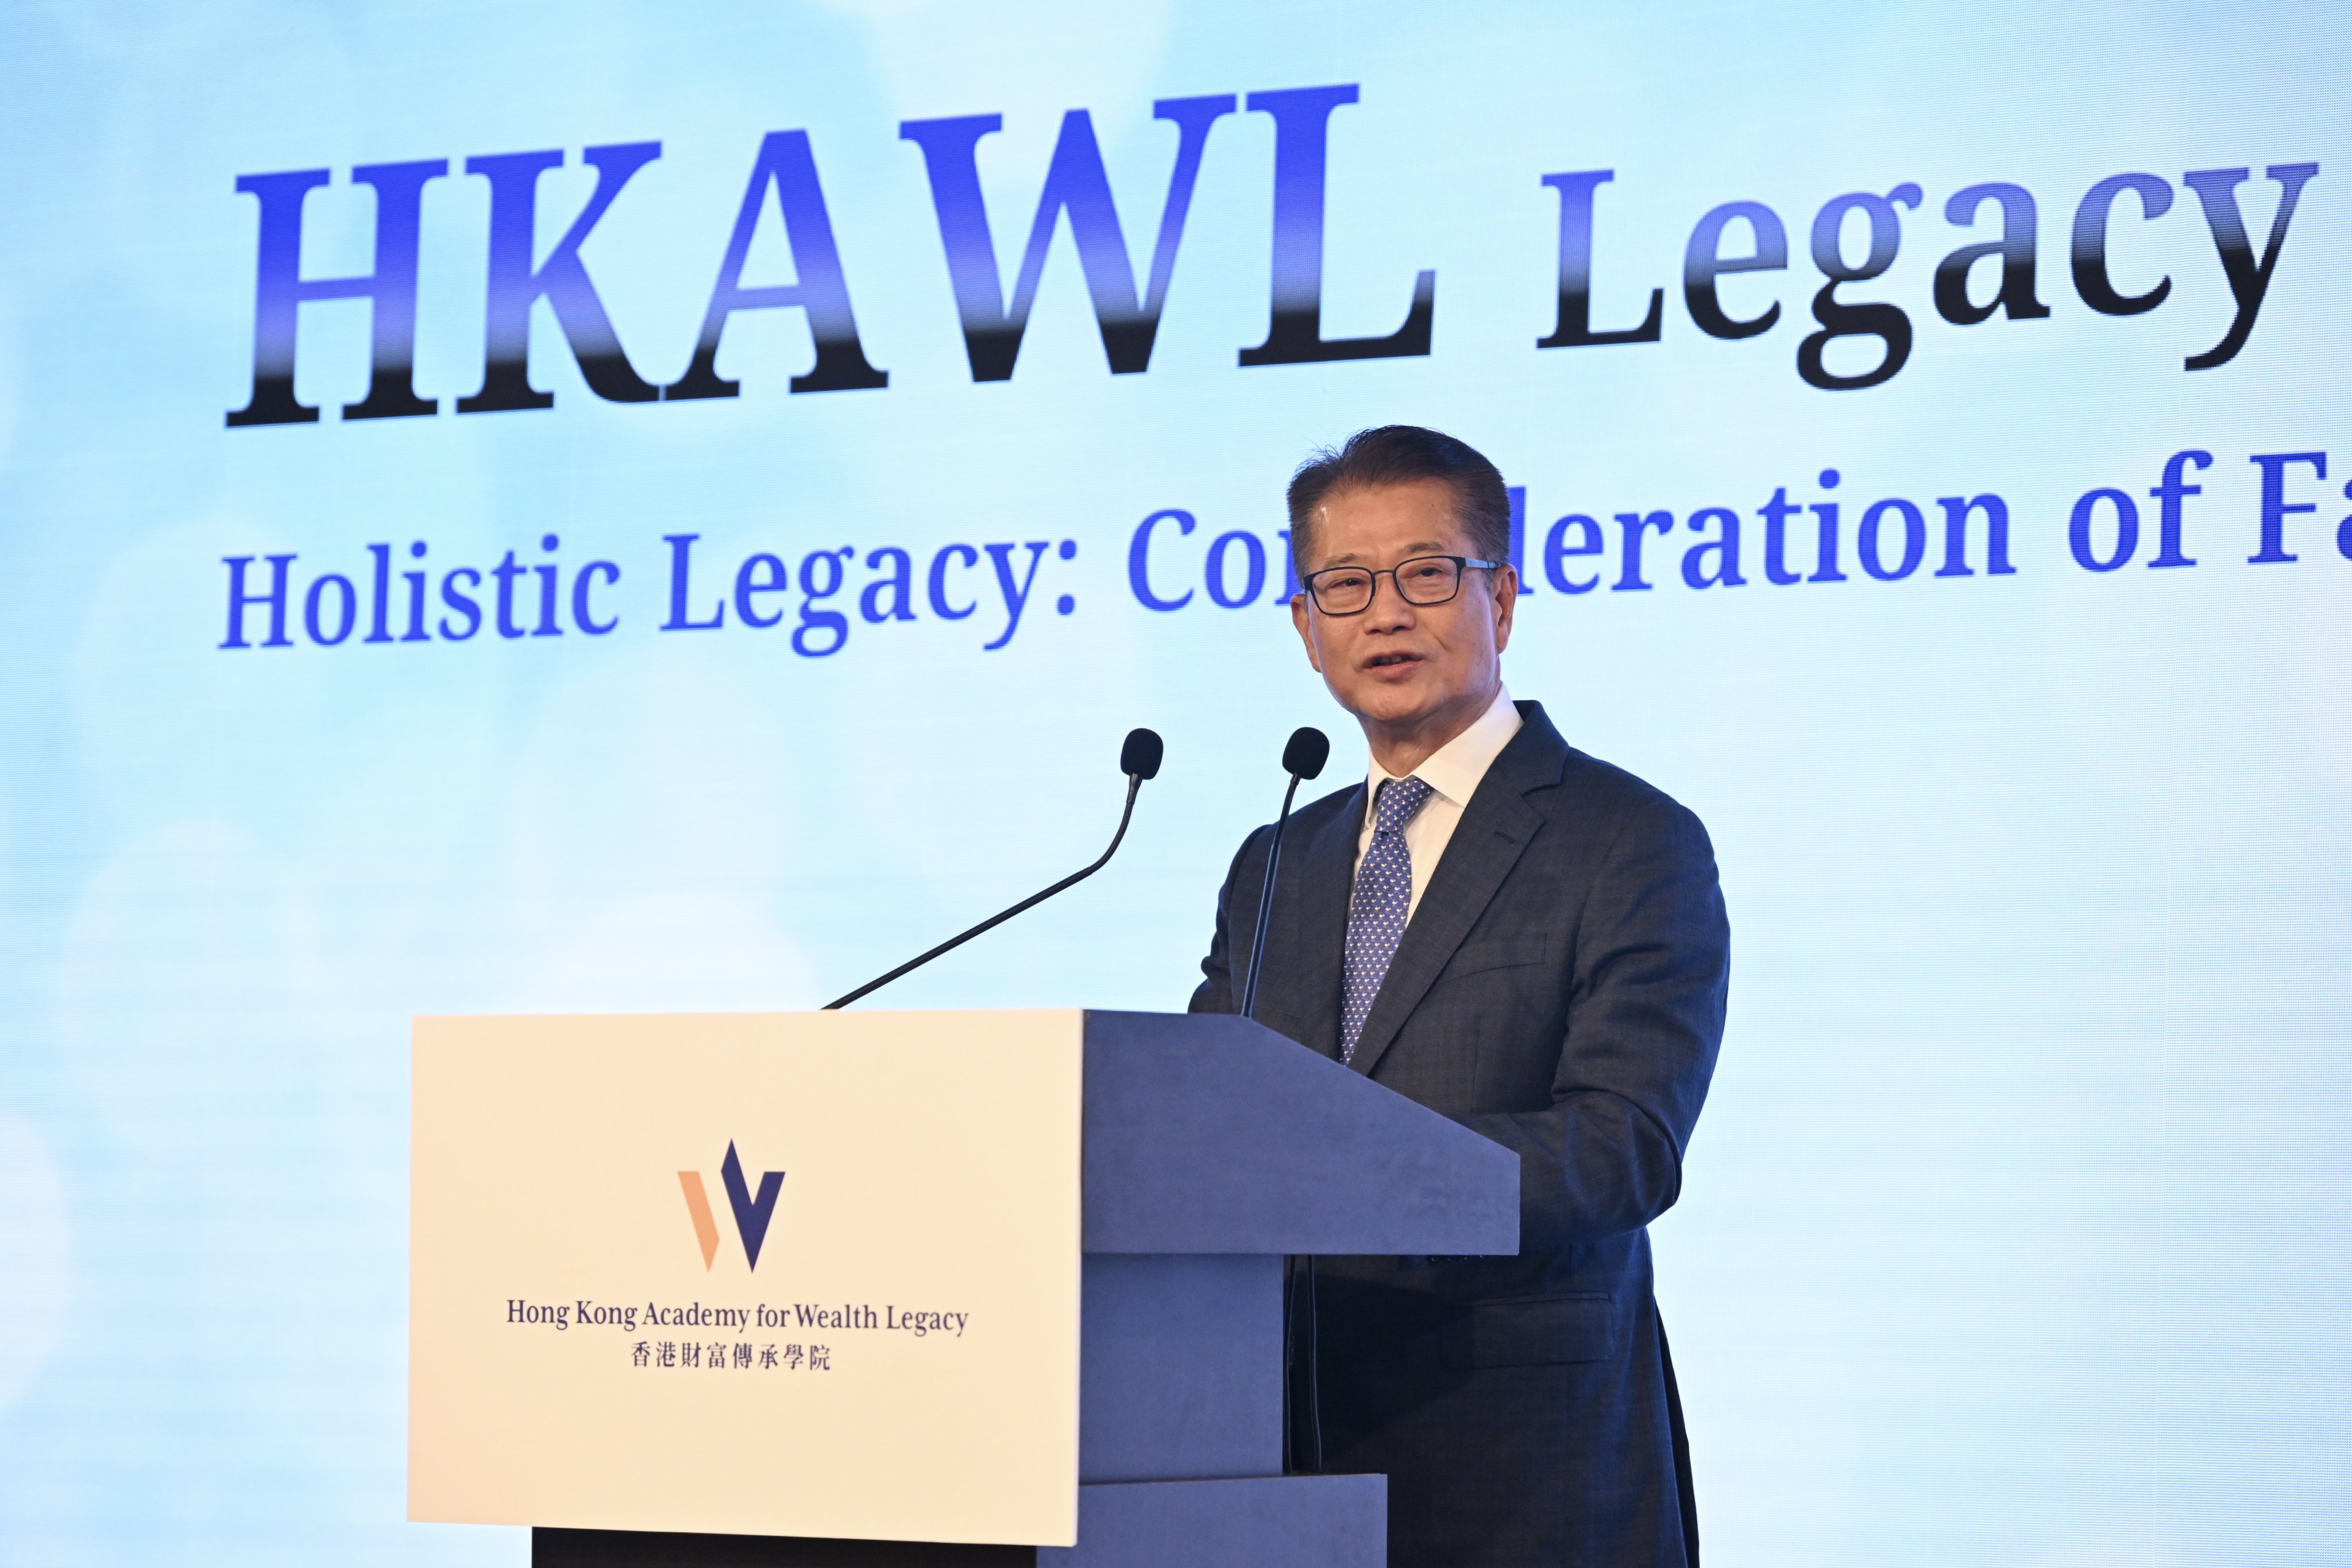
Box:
xmin=1189 ymin=701 xmax=1728 ymax=1568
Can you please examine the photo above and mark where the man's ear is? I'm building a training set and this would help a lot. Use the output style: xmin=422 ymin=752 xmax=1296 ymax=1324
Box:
xmin=1291 ymin=594 xmax=1323 ymax=673
xmin=1490 ymin=563 xmax=1519 ymax=654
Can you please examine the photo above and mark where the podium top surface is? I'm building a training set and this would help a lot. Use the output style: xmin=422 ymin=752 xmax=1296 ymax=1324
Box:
xmin=1080 ymin=1011 xmax=1517 ymax=1257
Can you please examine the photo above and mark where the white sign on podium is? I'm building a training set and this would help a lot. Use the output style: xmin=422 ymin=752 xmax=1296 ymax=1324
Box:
xmin=408 ymin=1009 xmax=1084 ymax=1546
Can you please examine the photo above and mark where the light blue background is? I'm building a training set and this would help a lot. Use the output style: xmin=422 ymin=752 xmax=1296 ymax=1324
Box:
xmin=1 ymin=2 xmax=2346 ymax=1563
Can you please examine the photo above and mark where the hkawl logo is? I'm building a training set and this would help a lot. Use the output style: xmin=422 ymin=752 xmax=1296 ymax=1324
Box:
xmin=678 ymin=1142 xmax=785 ymax=1271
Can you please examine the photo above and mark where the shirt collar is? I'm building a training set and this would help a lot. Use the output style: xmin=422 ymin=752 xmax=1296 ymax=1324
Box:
xmin=1365 ymin=684 xmax=1523 ymax=809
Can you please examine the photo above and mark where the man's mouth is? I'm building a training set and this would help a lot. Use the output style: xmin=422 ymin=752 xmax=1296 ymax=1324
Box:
xmin=1365 ymin=651 xmax=1423 ymax=670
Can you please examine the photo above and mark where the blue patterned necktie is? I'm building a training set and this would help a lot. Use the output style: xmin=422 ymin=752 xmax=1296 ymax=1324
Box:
xmin=1341 ymin=775 xmax=1434 ymax=1064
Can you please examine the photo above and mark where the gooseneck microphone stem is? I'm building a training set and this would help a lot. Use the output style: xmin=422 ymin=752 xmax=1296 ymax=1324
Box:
xmin=822 ymin=773 xmax=1146 ymax=1011
xmin=1239 ymin=772 xmax=1304 ymax=1021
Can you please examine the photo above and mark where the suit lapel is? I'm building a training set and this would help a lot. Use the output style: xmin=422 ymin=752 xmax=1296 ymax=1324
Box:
xmin=1345 ymin=706 xmax=1567 ymax=1080
xmin=1281 ymin=783 xmax=1364 ymax=1060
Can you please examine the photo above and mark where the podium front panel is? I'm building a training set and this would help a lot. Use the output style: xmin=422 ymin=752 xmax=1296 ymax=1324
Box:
xmin=410 ymin=1009 xmax=1084 ymax=1547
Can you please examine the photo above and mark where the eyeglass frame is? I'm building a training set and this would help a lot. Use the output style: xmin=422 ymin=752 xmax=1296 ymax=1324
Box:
xmin=1297 ymin=553 xmax=1507 ymax=616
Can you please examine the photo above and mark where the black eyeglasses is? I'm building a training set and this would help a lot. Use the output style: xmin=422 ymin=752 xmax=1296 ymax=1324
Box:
xmin=1299 ymin=554 xmax=1503 ymax=616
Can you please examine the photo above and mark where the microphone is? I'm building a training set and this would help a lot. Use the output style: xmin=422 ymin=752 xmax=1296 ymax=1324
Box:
xmin=1239 ymin=726 xmax=1330 ymax=1019
xmin=1222 ymin=725 xmax=1331 ymax=1477
xmin=822 ymin=728 xmax=1164 ymax=1010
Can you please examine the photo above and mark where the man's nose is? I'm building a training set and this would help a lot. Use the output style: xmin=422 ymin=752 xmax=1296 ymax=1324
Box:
xmin=1362 ymin=572 xmax=1417 ymax=627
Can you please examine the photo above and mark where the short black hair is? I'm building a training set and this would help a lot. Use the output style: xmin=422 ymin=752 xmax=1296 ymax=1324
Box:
xmin=1286 ymin=425 xmax=1511 ymax=572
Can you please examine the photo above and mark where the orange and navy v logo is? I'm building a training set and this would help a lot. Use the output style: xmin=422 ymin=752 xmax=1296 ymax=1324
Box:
xmin=679 ymin=1141 xmax=785 ymax=1270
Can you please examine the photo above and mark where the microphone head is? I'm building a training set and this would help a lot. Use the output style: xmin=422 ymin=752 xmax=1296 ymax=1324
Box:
xmin=1283 ymin=726 xmax=1331 ymax=780
xmin=1120 ymin=727 xmax=1164 ymax=781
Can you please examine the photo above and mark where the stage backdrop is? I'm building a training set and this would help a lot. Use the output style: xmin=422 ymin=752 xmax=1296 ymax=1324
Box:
xmin=1 ymin=2 xmax=2346 ymax=1563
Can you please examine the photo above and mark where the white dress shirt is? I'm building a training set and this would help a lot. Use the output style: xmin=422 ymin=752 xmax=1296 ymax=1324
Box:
xmin=1354 ymin=684 xmax=1524 ymax=921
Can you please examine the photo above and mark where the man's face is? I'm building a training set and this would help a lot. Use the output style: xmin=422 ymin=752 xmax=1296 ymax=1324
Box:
xmin=1291 ymin=477 xmax=1517 ymax=741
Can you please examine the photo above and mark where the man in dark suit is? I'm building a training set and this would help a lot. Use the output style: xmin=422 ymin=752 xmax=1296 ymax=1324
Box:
xmin=1190 ymin=426 xmax=1728 ymax=1568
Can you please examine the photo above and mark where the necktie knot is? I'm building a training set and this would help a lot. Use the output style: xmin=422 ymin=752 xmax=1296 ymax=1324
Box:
xmin=1373 ymin=775 xmax=1433 ymax=837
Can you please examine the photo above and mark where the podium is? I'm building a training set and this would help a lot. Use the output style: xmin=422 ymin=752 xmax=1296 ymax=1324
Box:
xmin=410 ymin=1010 xmax=1517 ymax=1567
